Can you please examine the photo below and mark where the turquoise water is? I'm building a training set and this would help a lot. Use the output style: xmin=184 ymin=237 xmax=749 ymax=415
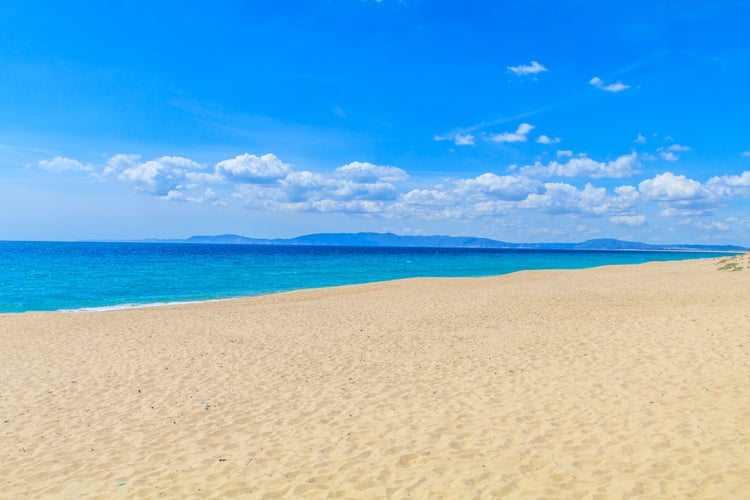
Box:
xmin=0 ymin=241 xmax=731 ymax=313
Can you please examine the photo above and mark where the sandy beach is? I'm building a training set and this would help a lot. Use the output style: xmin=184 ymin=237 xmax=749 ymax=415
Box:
xmin=1 ymin=256 xmax=749 ymax=498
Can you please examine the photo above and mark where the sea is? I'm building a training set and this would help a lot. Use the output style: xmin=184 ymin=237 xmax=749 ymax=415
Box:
xmin=0 ymin=241 xmax=735 ymax=313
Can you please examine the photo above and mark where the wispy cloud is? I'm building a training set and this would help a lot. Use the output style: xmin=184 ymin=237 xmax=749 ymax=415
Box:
xmin=39 ymin=156 xmax=94 ymax=173
xmin=656 ymin=144 xmax=690 ymax=162
xmin=454 ymin=133 xmax=475 ymax=146
xmin=610 ymin=215 xmax=646 ymax=227
xmin=433 ymin=132 xmax=475 ymax=146
xmin=589 ymin=76 xmax=630 ymax=93
xmin=507 ymin=61 xmax=548 ymax=76
xmin=634 ymin=134 xmax=648 ymax=144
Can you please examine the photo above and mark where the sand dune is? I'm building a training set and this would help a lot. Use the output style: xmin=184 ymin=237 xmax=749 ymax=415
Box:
xmin=1 ymin=257 xmax=749 ymax=498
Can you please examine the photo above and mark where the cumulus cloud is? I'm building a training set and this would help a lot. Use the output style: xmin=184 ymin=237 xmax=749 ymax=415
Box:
xmin=742 ymin=151 xmax=750 ymax=157
xmin=215 ymin=153 xmax=291 ymax=183
xmin=507 ymin=61 xmax=547 ymax=76
xmin=115 ymin=156 xmax=208 ymax=197
xmin=639 ymin=172 xmax=705 ymax=201
xmin=488 ymin=123 xmax=534 ymax=143
xmin=634 ymin=134 xmax=647 ymax=144
xmin=710 ymin=171 xmax=750 ymax=188
xmin=102 ymin=154 xmax=141 ymax=176
xmin=36 ymin=147 xmax=750 ymax=232
xmin=401 ymin=189 xmax=452 ymax=206
xmin=229 ymin=160 xmax=408 ymax=214
xmin=536 ymin=135 xmax=561 ymax=145
xmin=667 ymin=144 xmax=691 ymax=152
xmin=39 ymin=156 xmax=94 ymax=172
xmin=521 ymin=183 xmax=610 ymax=215
xmin=520 ymin=153 xmax=640 ymax=179
xmin=706 ymin=171 xmax=750 ymax=198
xmin=637 ymin=171 xmax=728 ymax=216
xmin=611 ymin=185 xmax=641 ymax=209
xmin=335 ymin=161 xmax=408 ymax=183
xmin=660 ymin=151 xmax=678 ymax=162
xmin=456 ymin=173 xmax=544 ymax=201
xmin=590 ymin=76 xmax=630 ymax=93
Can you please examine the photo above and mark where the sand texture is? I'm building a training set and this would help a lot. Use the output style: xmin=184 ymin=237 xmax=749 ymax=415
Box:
xmin=1 ymin=257 xmax=749 ymax=498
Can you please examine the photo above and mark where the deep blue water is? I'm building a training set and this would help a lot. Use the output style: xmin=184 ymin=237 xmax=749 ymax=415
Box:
xmin=0 ymin=241 xmax=732 ymax=313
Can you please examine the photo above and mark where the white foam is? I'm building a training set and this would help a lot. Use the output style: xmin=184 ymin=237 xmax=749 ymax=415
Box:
xmin=63 ymin=297 xmax=239 ymax=313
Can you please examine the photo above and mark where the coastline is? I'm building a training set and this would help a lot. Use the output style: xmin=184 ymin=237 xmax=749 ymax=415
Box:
xmin=1 ymin=256 xmax=749 ymax=497
xmin=0 ymin=249 xmax=736 ymax=315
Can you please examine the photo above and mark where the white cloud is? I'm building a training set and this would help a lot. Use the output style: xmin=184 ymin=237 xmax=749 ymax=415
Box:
xmin=36 ymin=148 xmax=750 ymax=233
xmin=335 ymin=161 xmax=408 ymax=183
xmin=710 ymin=171 xmax=750 ymax=188
xmin=693 ymin=220 xmax=729 ymax=231
xmin=39 ymin=156 xmax=94 ymax=172
xmin=116 ymin=156 xmax=207 ymax=196
xmin=401 ymin=189 xmax=452 ymax=206
xmin=603 ymin=82 xmax=629 ymax=92
xmin=102 ymin=154 xmax=141 ymax=176
xmin=656 ymin=144 xmax=690 ymax=162
xmin=334 ymin=181 xmax=399 ymax=202
xmin=520 ymin=152 xmax=640 ymax=179
xmin=521 ymin=183 xmax=610 ymax=215
xmin=557 ymin=150 xmax=573 ymax=158
xmin=456 ymin=173 xmax=544 ymax=201
xmin=742 ymin=151 xmax=750 ymax=157
xmin=536 ymin=135 xmax=561 ymax=145
xmin=612 ymin=185 xmax=641 ymax=209
xmin=488 ymin=123 xmax=534 ymax=143
xmin=706 ymin=171 xmax=750 ymax=198
xmin=636 ymin=172 xmax=733 ymax=216
xmin=610 ymin=215 xmax=646 ymax=227
xmin=454 ymin=134 xmax=475 ymax=146
xmin=639 ymin=172 xmax=705 ymax=201
xmin=234 ymin=160 xmax=409 ymax=213
xmin=507 ymin=61 xmax=547 ymax=76
xmin=634 ymin=134 xmax=647 ymax=144
xmin=590 ymin=76 xmax=630 ymax=93
xmin=434 ymin=132 xmax=476 ymax=146
xmin=215 ymin=153 xmax=291 ymax=183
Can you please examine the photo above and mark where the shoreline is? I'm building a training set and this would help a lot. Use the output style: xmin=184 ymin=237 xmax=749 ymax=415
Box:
xmin=1 ymin=254 xmax=736 ymax=316
xmin=2 ymin=256 xmax=749 ymax=497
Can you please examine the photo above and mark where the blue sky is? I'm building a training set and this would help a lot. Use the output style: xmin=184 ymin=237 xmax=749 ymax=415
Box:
xmin=2 ymin=1 xmax=750 ymax=244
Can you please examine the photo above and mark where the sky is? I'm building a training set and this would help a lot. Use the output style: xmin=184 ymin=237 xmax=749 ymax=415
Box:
xmin=2 ymin=0 xmax=750 ymax=244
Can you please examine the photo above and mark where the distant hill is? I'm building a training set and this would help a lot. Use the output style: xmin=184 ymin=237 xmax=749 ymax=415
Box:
xmin=141 ymin=232 xmax=748 ymax=252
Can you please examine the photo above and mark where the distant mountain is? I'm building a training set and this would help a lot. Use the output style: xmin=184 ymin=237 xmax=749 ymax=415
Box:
xmin=141 ymin=232 xmax=748 ymax=252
